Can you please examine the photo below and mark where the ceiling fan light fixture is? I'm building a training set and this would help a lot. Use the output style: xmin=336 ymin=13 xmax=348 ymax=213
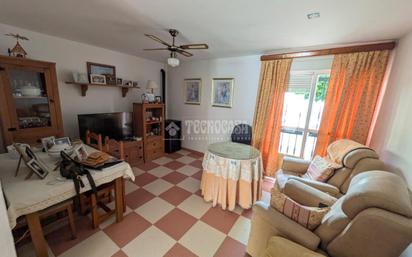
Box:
xmin=167 ymin=57 xmax=180 ymax=67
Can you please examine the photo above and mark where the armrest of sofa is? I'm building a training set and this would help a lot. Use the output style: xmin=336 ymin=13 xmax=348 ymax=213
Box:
xmin=261 ymin=236 xmax=326 ymax=257
xmin=289 ymin=177 xmax=341 ymax=197
xmin=284 ymin=179 xmax=337 ymax=207
xmin=282 ymin=156 xmax=311 ymax=174
xmin=253 ymin=201 xmax=321 ymax=251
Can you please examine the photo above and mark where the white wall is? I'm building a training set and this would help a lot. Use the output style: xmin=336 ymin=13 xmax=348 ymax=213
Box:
xmin=167 ymin=55 xmax=333 ymax=153
xmin=0 ymin=23 xmax=164 ymax=145
xmin=167 ymin=55 xmax=261 ymax=152
xmin=370 ymin=30 xmax=412 ymax=188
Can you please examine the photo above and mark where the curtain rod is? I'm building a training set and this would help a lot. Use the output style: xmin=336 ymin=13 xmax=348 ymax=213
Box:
xmin=260 ymin=42 xmax=396 ymax=61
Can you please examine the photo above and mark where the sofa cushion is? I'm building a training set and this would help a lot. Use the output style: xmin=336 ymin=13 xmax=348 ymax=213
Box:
xmin=284 ymin=179 xmax=337 ymax=207
xmin=261 ymin=236 xmax=327 ymax=257
xmin=342 ymin=171 xmax=412 ymax=219
xmin=303 ymin=156 xmax=340 ymax=182
xmin=271 ymin=186 xmax=329 ymax=230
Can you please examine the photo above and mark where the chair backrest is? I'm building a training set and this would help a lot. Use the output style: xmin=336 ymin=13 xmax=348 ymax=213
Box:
xmin=315 ymin=171 xmax=412 ymax=257
xmin=104 ymin=136 xmax=125 ymax=160
xmin=325 ymin=139 xmax=385 ymax=193
xmin=231 ymin=124 xmax=252 ymax=145
xmin=86 ymin=129 xmax=103 ymax=151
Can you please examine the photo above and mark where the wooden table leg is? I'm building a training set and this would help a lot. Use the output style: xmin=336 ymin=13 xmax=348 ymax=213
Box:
xmin=90 ymin=193 xmax=99 ymax=229
xmin=26 ymin=212 xmax=48 ymax=257
xmin=114 ymin=177 xmax=124 ymax=223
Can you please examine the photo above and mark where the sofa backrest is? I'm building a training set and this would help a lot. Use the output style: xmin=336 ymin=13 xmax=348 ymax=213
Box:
xmin=316 ymin=171 xmax=412 ymax=256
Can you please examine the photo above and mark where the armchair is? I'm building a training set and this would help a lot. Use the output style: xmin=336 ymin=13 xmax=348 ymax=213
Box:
xmin=276 ymin=139 xmax=385 ymax=197
xmin=247 ymin=171 xmax=412 ymax=257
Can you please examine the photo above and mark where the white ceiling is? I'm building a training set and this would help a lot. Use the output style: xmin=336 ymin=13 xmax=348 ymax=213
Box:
xmin=0 ymin=0 xmax=412 ymax=62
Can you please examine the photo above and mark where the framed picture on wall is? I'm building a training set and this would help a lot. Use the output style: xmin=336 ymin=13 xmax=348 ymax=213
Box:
xmin=87 ymin=62 xmax=116 ymax=85
xmin=211 ymin=78 xmax=234 ymax=108
xmin=183 ymin=78 xmax=202 ymax=105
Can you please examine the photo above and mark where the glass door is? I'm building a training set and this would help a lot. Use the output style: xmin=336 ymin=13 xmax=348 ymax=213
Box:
xmin=8 ymin=68 xmax=53 ymax=130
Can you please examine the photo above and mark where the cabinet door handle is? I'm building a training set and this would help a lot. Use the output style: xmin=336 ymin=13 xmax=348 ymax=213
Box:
xmin=0 ymin=67 xmax=5 ymax=71
xmin=8 ymin=127 xmax=16 ymax=131
xmin=49 ymin=99 xmax=55 ymax=103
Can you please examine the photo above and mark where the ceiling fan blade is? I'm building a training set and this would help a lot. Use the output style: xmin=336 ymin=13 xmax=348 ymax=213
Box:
xmin=176 ymin=49 xmax=193 ymax=57
xmin=144 ymin=34 xmax=171 ymax=47
xmin=180 ymin=44 xmax=209 ymax=50
xmin=143 ymin=48 xmax=170 ymax=51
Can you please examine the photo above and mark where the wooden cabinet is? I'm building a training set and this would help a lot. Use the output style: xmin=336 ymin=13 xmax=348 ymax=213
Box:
xmin=133 ymin=103 xmax=165 ymax=162
xmin=123 ymin=140 xmax=144 ymax=166
xmin=0 ymin=56 xmax=64 ymax=146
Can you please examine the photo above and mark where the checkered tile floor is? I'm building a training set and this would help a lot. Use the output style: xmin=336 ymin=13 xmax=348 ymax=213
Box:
xmin=17 ymin=149 xmax=274 ymax=257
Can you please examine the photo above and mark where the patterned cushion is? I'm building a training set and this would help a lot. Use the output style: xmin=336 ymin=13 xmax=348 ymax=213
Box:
xmin=270 ymin=186 xmax=329 ymax=230
xmin=303 ymin=155 xmax=340 ymax=182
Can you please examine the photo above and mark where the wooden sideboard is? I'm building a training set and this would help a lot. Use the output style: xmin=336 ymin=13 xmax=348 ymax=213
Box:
xmin=0 ymin=56 xmax=64 ymax=146
xmin=133 ymin=103 xmax=165 ymax=162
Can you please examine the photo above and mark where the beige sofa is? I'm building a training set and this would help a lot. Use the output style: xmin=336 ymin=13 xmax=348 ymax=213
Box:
xmin=247 ymin=171 xmax=412 ymax=257
xmin=276 ymin=139 xmax=385 ymax=197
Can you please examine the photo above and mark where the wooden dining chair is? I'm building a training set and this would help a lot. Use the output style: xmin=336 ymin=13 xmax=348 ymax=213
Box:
xmin=14 ymin=200 xmax=76 ymax=244
xmin=80 ymin=136 xmax=127 ymax=228
xmin=85 ymin=129 xmax=103 ymax=151
xmin=105 ymin=136 xmax=125 ymax=160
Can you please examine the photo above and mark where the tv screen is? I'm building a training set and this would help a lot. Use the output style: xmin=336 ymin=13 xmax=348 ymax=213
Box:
xmin=78 ymin=112 xmax=133 ymax=141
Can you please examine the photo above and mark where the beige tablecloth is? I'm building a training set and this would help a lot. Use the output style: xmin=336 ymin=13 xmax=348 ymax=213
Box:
xmin=201 ymin=142 xmax=263 ymax=210
xmin=0 ymin=145 xmax=135 ymax=228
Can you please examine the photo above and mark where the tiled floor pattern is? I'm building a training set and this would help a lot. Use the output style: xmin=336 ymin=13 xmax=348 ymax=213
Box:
xmin=16 ymin=149 xmax=275 ymax=257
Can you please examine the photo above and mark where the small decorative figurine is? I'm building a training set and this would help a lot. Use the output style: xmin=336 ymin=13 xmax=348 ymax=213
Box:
xmin=5 ymin=33 xmax=29 ymax=58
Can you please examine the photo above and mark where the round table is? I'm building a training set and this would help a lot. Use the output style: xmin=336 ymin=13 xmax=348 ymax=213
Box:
xmin=201 ymin=142 xmax=264 ymax=211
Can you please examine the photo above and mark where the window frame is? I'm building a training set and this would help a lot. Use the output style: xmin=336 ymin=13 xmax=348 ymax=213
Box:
xmin=280 ymin=69 xmax=331 ymax=159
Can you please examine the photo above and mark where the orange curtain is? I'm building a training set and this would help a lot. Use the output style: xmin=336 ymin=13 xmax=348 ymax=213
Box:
xmin=315 ymin=50 xmax=390 ymax=156
xmin=252 ymin=59 xmax=292 ymax=176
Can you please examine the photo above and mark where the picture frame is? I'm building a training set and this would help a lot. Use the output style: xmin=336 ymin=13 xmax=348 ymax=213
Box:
xmin=87 ymin=62 xmax=116 ymax=85
xmin=132 ymin=81 xmax=139 ymax=87
xmin=116 ymin=78 xmax=123 ymax=85
xmin=26 ymin=159 xmax=48 ymax=179
xmin=73 ymin=144 xmax=89 ymax=161
xmin=183 ymin=78 xmax=202 ymax=105
xmin=211 ymin=78 xmax=234 ymax=108
xmin=55 ymin=137 xmax=72 ymax=146
xmin=24 ymin=146 xmax=50 ymax=179
xmin=90 ymin=74 xmax=106 ymax=85
xmin=41 ymin=136 xmax=55 ymax=153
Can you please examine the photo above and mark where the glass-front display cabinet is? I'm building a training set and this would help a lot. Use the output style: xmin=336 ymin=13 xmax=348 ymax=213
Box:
xmin=0 ymin=56 xmax=64 ymax=146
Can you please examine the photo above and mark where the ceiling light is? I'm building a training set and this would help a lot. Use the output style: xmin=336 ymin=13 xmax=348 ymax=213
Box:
xmin=307 ymin=12 xmax=320 ymax=20
xmin=167 ymin=52 xmax=180 ymax=67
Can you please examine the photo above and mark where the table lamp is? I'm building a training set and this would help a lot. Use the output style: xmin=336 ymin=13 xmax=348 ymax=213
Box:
xmin=146 ymin=80 xmax=159 ymax=94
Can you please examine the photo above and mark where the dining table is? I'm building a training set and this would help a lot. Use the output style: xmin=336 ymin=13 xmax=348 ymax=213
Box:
xmin=201 ymin=141 xmax=264 ymax=211
xmin=0 ymin=145 xmax=135 ymax=257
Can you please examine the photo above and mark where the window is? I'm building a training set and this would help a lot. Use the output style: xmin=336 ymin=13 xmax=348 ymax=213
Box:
xmin=279 ymin=71 xmax=330 ymax=160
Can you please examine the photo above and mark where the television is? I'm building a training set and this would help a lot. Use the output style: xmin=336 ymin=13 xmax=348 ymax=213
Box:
xmin=78 ymin=112 xmax=133 ymax=141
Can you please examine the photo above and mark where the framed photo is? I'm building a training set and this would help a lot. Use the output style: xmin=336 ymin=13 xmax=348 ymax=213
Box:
xmin=13 ymin=143 xmax=31 ymax=162
xmin=212 ymin=78 xmax=234 ymax=108
xmin=90 ymin=74 xmax=106 ymax=85
xmin=184 ymin=78 xmax=201 ymax=105
xmin=41 ymin=136 xmax=55 ymax=153
xmin=87 ymin=62 xmax=116 ymax=85
xmin=26 ymin=159 xmax=48 ymax=179
xmin=55 ymin=137 xmax=72 ymax=146
xmin=73 ymin=144 xmax=89 ymax=161
xmin=132 ymin=81 xmax=139 ymax=87
xmin=116 ymin=78 xmax=123 ymax=85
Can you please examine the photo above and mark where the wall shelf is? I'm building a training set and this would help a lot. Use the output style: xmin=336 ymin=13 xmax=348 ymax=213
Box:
xmin=65 ymin=81 xmax=140 ymax=98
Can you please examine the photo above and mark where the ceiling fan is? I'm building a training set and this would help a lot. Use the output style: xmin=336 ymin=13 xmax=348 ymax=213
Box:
xmin=144 ymin=29 xmax=209 ymax=67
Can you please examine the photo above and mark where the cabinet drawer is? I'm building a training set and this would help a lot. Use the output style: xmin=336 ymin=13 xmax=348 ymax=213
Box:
xmin=145 ymin=146 xmax=163 ymax=160
xmin=146 ymin=139 xmax=163 ymax=150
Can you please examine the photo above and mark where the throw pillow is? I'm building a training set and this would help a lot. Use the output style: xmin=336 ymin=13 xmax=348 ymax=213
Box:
xmin=271 ymin=186 xmax=329 ymax=230
xmin=303 ymin=155 xmax=340 ymax=182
